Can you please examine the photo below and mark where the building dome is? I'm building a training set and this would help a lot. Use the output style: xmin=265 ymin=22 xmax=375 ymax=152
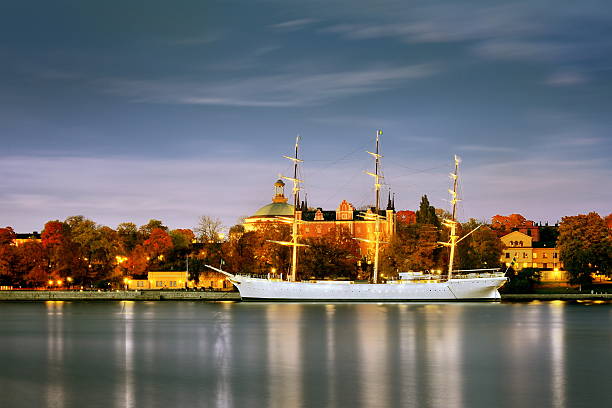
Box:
xmin=242 ymin=179 xmax=295 ymax=231
xmin=252 ymin=202 xmax=295 ymax=217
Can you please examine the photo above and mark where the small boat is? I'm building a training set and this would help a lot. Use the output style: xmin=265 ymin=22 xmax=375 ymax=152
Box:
xmin=207 ymin=131 xmax=506 ymax=301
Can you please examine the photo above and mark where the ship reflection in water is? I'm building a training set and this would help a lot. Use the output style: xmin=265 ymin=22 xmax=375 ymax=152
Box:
xmin=0 ymin=301 xmax=610 ymax=408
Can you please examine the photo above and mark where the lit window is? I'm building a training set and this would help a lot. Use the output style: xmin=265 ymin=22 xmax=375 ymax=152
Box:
xmin=533 ymin=253 xmax=537 ymax=259
xmin=156 ymin=281 xmax=163 ymax=287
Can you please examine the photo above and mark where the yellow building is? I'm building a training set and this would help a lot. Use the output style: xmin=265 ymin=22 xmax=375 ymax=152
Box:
xmin=127 ymin=271 xmax=188 ymax=290
xmin=12 ymin=232 xmax=42 ymax=246
xmin=500 ymin=231 xmax=567 ymax=282
xmin=126 ymin=271 xmax=232 ymax=290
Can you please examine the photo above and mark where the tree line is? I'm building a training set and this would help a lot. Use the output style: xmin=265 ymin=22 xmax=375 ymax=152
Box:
xmin=1 ymin=202 xmax=610 ymax=288
xmin=0 ymin=216 xmax=223 ymax=288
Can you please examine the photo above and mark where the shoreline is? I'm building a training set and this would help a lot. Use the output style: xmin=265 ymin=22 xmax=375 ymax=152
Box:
xmin=1 ymin=290 xmax=611 ymax=302
xmin=0 ymin=290 xmax=241 ymax=301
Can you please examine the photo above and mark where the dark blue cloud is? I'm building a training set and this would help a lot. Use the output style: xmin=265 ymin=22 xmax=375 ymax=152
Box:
xmin=1 ymin=0 xmax=610 ymax=231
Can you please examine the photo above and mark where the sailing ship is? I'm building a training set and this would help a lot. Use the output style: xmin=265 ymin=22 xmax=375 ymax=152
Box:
xmin=207 ymin=131 xmax=507 ymax=301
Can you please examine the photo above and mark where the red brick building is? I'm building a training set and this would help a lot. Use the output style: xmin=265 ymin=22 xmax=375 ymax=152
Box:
xmin=243 ymin=180 xmax=396 ymax=257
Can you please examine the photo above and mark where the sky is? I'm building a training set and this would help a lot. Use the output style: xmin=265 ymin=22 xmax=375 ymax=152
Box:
xmin=1 ymin=0 xmax=611 ymax=232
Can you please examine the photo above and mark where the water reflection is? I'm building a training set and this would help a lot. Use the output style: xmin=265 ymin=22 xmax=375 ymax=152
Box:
xmin=115 ymin=301 xmax=134 ymax=408
xmin=358 ymin=305 xmax=389 ymax=408
xmin=325 ymin=305 xmax=337 ymax=407
xmin=2 ymin=301 xmax=610 ymax=408
xmin=214 ymin=302 xmax=233 ymax=408
xmin=398 ymin=305 xmax=417 ymax=407
xmin=45 ymin=301 xmax=65 ymax=408
xmin=424 ymin=305 xmax=463 ymax=408
xmin=267 ymin=304 xmax=302 ymax=408
xmin=549 ymin=303 xmax=566 ymax=408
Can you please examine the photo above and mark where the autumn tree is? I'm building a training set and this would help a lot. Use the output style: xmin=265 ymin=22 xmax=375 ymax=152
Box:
xmin=250 ymin=224 xmax=291 ymax=275
xmin=491 ymin=214 xmax=527 ymax=232
xmin=415 ymin=195 xmax=441 ymax=227
xmin=13 ymin=241 xmax=47 ymax=287
xmin=228 ymin=224 xmax=245 ymax=238
xmin=301 ymin=226 xmax=360 ymax=280
xmin=0 ymin=227 xmax=16 ymax=283
xmin=221 ymin=231 xmax=260 ymax=275
xmin=456 ymin=219 xmax=502 ymax=270
xmin=65 ymin=216 xmax=121 ymax=284
xmin=158 ymin=229 xmax=196 ymax=271
xmin=143 ymin=228 xmax=174 ymax=268
xmin=123 ymin=244 xmax=149 ymax=277
xmin=0 ymin=227 xmax=16 ymax=245
xmin=117 ymin=222 xmax=139 ymax=252
xmin=195 ymin=215 xmax=224 ymax=243
xmin=42 ymin=220 xmax=74 ymax=280
xmin=138 ymin=219 xmax=167 ymax=240
xmin=169 ymin=229 xmax=195 ymax=252
xmin=381 ymin=222 xmax=440 ymax=275
xmin=221 ymin=224 xmax=290 ymax=276
xmin=557 ymin=212 xmax=612 ymax=285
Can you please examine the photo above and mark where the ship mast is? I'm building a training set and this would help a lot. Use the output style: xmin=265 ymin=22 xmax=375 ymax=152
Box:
xmin=365 ymin=130 xmax=383 ymax=284
xmin=442 ymin=155 xmax=460 ymax=280
xmin=282 ymin=136 xmax=304 ymax=282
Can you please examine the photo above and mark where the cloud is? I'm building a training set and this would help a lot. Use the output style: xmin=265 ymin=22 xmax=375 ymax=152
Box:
xmin=167 ymin=32 xmax=224 ymax=45
xmin=458 ymin=145 xmax=518 ymax=153
xmin=545 ymin=71 xmax=588 ymax=86
xmin=0 ymin=156 xmax=282 ymax=232
xmin=99 ymin=64 xmax=438 ymax=107
xmin=320 ymin=4 xmax=541 ymax=43
xmin=557 ymin=136 xmax=604 ymax=146
xmin=471 ymin=40 xmax=573 ymax=62
xmin=3 ymin=150 xmax=610 ymax=233
xmin=310 ymin=115 xmax=398 ymax=129
xmin=458 ymin=157 xmax=612 ymax=221
xmin=270 ymin=18 xmax=317 ymax=30
xmin=317 ymin=1 xmax=609 ymax=79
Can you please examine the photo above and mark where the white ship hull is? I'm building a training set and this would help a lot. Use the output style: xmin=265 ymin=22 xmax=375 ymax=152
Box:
xmin=208 ymin=267 xmax=506 ymax=302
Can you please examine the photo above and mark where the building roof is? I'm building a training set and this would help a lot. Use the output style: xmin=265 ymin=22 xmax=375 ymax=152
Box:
xmin=15 ymin=232 xmax=41 ymax=239
xmin=252 ymin=202 xmax=294 ymax=217
xmin=301 ymin=210 xmax=337 ymax=221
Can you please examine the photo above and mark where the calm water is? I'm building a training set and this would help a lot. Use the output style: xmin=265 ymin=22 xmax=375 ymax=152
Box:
xmin=0 ymin=301 xmax=611 ymax=408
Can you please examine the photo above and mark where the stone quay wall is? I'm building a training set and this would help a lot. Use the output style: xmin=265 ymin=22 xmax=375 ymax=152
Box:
xmin=0 ymin=290 xmax=241 ymax=301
